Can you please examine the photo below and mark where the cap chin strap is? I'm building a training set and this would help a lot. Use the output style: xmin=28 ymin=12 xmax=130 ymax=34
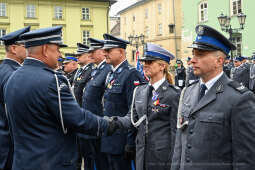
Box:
xmin=54 ymin=74 xmax=76 ymax=135
xmin=130 ymin=87 xmax=147 ymax=128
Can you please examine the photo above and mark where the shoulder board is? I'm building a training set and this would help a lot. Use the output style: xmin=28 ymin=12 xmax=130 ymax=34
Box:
xmin=228 ymin=81 xmax=248 ymax=93
xmin=168 ymin=83 xmax=181 ymax=91
xmin=188 ymin=79 xmax=199 ymax=87
xmin=43 ymin=67 xmax=56 ymax=74
xmin=128 ymin=65 xmax=136 ymax=70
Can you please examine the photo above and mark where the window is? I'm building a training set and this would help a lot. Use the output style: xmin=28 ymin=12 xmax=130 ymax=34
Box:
xmin=82 ymin=8 xmax=90 ymax=20
xmin=231 ymin=0 xmax=242 ymax=15
xmin=54 ymin=6 xmax=63 ymax=19
xmin=158 ymin=4 xmax=162 ymax=15
xmin=82 ymin=30 xmax=90 ymax=45
xmin=232 ymin=34 xmax=242 ymax=56
xmin=145 ymin=26 xmax=149 ymax=37
xmin=199 ymin=1 xmax=208 ymax=22
xmin=144 ymin=9 xmax=148 ymax=19
xmin=158 ymin=23 xmax=163 ymax=35
xmin=0 ymin=3 xmax=6 ymax=17
xmin=133 ymin=15 xmax=135 ymax=22
xmin=27 ymin=4 xmax=36 ymax=18
xmin=0 ymin=29 xmax=6 ymax=45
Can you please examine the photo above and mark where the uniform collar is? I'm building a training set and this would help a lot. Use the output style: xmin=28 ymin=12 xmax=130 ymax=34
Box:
xmin=149 ymin=77 xmax=166 ymax=91
xmin=97 ymin=59 xmax=106 ymax=69
xmin=200 ymin=71 xmax=223 ymax=94
xmin=111 ymin=59 xmax=127 ymax=72
xmin=23 ymin=57 xmax=48 ymax=68
xmin=3 ymin=58 xmax=21 ymax=66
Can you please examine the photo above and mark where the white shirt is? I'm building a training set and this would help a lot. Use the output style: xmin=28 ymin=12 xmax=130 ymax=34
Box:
xmin=200 ymin=71 xmax=223 ymax=94
xmin=112 ymin=59 xmax=127 ymax=72
xmin=150 ymin=77 xmax=166 ymax=91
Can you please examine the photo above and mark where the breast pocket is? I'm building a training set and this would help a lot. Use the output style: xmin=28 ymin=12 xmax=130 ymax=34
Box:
xmin=107 ymin=84 xmax=124 ymax=103
xmin=198 ymin=113 xmax=224 ymax=141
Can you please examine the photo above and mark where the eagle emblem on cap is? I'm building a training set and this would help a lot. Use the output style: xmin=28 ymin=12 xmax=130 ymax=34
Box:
xmin=197 ymin=26 xmax=204 ymax=35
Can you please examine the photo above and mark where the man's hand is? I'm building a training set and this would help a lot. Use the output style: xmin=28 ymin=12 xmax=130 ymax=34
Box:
xmin=105 ymin=116 xmax=123 ymax=136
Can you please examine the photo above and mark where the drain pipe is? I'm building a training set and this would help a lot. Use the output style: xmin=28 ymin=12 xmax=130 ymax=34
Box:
xmin=172 ymin=0 xmax=178 ymax=58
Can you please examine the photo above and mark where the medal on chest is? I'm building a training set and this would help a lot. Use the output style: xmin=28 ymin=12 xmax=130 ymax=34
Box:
xmin=107 ymin=79 xmax=115 ymax=89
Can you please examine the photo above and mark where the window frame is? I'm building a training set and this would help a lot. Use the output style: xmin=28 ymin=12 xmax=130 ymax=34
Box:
xmin=54 ymin=6 xmax=63 ymax=20
xmin=144 ymin=8 xmax=148 ymax=19
xmin=0 ymin=29 xmax=6 ymax=45
xmin=158 ymin=23 xmax=163 ymax=36
xmin=82 ymin=7 xmax=90 ymax=20
xmin=198 ymin=1 xmax=208 ymax=22
xmin=231 ymin=0 xmax=242 ymax=16
xmin=82 ymin=30 xmax=90 ymax=45
xmin=232 ymin=33 xmax=242 ymax=56
xmin=26 ymin=4 xmax=36 ymax=18
xmin=0 ymin=3 xmax=6 ymax=17
xmin=158 ymin=3 xmax=162 ymax=15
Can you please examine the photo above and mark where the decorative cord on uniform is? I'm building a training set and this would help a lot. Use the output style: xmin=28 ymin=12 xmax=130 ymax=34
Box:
xmin=130 ymin=87 xmax=147 ymax=128
xmin=54 ymin=74 xmax=68 ymax=135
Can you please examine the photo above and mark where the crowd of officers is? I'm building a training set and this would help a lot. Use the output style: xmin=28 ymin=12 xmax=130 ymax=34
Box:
xmin=175 ymin=53 xmax=255 ymax=93
xmin=1 ymin=23 xmax=255 ymax=170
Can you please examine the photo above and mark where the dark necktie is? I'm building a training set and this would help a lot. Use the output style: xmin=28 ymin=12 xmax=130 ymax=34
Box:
xmin=148 ymin=85 xmax=154 ymax=100
xmin=105 ymin=71 xmax=114 ymax=87
xmin=198 ymin=84 xmax=207 ymax=101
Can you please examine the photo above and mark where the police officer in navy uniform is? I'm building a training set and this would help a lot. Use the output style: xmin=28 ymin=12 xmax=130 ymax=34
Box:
xmin=117 ymin=43 xmax=180 ymax=170
xmin=79 ymin=38 xmax=111 ymax=170
xmin=185 ymin=57 xmax=198 ymax=86
xmin=3 ymin=26 xmax=118 ymax=170
xmin=63 ymin=54 xmax=78 ymax=85
xmin=175 ymin=59 xmax=186 ymax=89
xmin=73 ymin=43 xmax=93 ymax=106
xmin=0 ymin=26 xmax=30 ymax=170
xmin=171 ymin=25 xmax=255 ymax=170
xmin=231 ymin=56 xmax=250 ymax=88
xmin=102 ymin=34 xmax=144 ymax=170
xmin=223 ymin=55 xmax=234 ymax=77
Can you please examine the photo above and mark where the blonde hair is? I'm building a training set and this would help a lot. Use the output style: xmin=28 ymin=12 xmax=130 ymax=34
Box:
xmin=155 ymin=60 xmax=174 ymax=85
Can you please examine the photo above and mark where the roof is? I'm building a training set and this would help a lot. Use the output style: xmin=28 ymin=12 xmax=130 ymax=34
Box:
xmin=117 ymin=0 xmax=150 ymax=15
xmin=80 ymin=0 xmax=117 ymax=5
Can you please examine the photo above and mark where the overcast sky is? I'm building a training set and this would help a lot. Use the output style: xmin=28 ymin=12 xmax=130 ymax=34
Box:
xmin=109 ymin=0 xmax=138 ymax=16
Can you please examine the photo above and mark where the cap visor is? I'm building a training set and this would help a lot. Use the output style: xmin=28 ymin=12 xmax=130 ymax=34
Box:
xmin=188 ymin=43 xmax=217 ymax=51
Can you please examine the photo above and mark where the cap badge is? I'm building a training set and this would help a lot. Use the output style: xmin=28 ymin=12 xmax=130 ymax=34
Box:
xmin=197 ymin=26 xmax=204 ymax=35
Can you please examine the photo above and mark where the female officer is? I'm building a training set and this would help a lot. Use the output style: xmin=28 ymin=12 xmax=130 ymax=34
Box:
xmin=118 ymin=43 xmax=180 ymax=170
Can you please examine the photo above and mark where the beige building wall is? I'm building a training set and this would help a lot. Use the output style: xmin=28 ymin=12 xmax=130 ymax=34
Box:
xmin=119 ymin=0 xmax=182 ymax=66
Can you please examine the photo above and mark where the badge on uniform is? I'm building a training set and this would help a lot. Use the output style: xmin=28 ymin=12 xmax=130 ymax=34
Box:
xmin=134 ymin=81 xmax=140 ymax=86
xmin=107 ymin=79 xmax=115 ymax=89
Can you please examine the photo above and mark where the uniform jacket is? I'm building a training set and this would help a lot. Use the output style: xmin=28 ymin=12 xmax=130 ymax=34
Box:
xmin=223 ymin=62 xmax=234 ymax=78
xmin=122 ymin=80 xmax=180 ymax=170
xmin=171 ymin=73 xmax=255 ymax=170
xmin=175 ymin=66 xmax=186 ymax=89
xmin=73 ymin=63 xmax=93 ymax=106
xmin=231 ymin=62 xmax=250 ymax=88
xmin=0 ymin=59 xmax=20 ymax=169
xmin=101 ymin=60 xmax=144 ymax=155
xmin=82 ymin=61 xmax=111 ymax=117
xmin=65 ymin=68 xmax=78 ymax=86
xmin=185 ymin=66 xmax=198 ymax=86
xmin=3 ymin=58 xmax=108 ymax=170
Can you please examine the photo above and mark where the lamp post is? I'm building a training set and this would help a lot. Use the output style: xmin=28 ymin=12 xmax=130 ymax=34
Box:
xmin=217 ymin=12 xmax=246 ymax=58
xmin=128 ymin=34 xmax=145 ymax=61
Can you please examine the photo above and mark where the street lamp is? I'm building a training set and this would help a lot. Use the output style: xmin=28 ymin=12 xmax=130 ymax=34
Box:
xmin=217 ymin=12 xmax=246 ymax=58
xmin=128 ymin=34 xmax=145 ymax=50
xmin=128 ymin=34 xmax=145 ymax=61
